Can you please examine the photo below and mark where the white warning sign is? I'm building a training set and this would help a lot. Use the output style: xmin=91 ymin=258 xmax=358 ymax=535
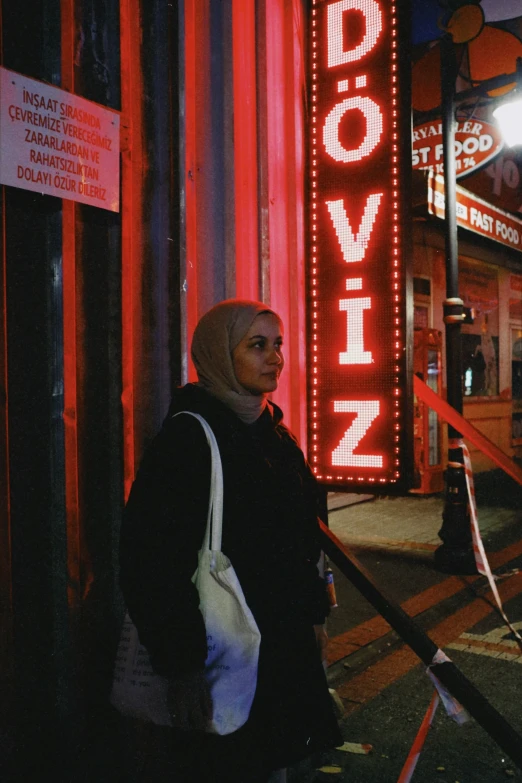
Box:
xmin=0 ymin=66 xmax=120 ymax=212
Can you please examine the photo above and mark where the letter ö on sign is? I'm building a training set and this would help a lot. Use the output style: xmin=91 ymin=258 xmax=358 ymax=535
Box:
xmin=323 ymin=96 xmax=383 ymax=163
xmin=324 ymin=0 xmax=384 ymax=164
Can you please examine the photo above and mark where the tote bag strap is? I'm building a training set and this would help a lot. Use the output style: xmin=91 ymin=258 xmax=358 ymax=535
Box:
xmin=172 ymin=411 xmax=224 ymax=552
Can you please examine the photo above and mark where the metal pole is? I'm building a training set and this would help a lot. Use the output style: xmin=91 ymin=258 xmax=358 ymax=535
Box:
xmin=433 ymin=34 xmax=476 ymax=574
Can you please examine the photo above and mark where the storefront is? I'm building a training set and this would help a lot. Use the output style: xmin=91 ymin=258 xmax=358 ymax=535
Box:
xmin=412 ymin=166 xmax=522 ymax=478
xmin=410 ymin=3 xmax=522 ymax=485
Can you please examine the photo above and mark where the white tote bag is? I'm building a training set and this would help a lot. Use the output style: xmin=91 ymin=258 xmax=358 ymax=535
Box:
xmin=110 ymin=412 xmax=261 ymax=735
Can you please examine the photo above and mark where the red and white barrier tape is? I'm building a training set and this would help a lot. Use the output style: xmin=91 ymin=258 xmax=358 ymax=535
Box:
xmin=426 ymin=649 xmax=470 ymax=726
xmin=396 ymin=691 xmax=440 ymax=783
xmin=413 ymin=374 xmax=522 ymax=648
xmin=450 ymin=437 xmax=522 ymax=648
xmin=397 ymin=650 xmax=469 ymax=783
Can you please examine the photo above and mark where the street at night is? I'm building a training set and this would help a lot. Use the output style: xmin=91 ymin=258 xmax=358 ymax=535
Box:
xmin=288 ymin=472 xmax=522 ymax=782
xmin=3 ymin=1 xmax=522 ymax=781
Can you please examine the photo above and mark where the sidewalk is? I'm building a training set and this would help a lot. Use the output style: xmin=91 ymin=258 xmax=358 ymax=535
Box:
xmin=327 ymin=468 xmax=522 ymax=554
xmin=325 ymin=467 xmax=522 ymax=662
xmin=284 ymin=470 xmax=522 ymax=782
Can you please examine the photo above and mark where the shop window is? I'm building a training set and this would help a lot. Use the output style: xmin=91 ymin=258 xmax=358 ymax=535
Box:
xmin=460 ymin=259 xmax=499 ymax=398
xmin=512 ymin=328 xmax=522 ymax=441
xmin=413 ymin=276 xmax=431 ymax=296
xmin=462 ymin=331 xmax=499 ymax=397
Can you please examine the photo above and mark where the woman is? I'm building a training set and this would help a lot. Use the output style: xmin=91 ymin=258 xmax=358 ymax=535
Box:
xmin=119 ymin=299 xmax=342 ymax=782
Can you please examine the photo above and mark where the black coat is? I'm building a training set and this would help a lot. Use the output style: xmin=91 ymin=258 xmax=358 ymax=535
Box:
xmin=119 ymin=384 xmax=341 ymax=777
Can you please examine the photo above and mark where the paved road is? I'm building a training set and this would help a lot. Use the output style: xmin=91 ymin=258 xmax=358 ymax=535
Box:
xmin=289 ymin=472 xmax=522 ymax=782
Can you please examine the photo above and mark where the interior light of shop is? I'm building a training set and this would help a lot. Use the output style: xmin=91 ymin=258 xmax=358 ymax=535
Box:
xmin=492 ymin=97 xmax=522 ymax=147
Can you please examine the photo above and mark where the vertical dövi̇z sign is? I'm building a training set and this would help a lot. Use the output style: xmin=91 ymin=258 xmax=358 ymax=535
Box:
xmin=309 ymin=0 xmax=411 ymax=490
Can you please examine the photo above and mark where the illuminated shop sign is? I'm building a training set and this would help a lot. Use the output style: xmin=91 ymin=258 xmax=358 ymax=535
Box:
xmin=412 ymin=119 xmax=503 ymax=179
xmin=308 ymin=0 xmax=411 ymax=490
xmin=428 ymin=172 xmax=522 ymax=252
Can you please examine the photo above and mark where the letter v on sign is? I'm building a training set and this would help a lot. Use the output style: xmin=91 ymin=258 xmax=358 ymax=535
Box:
xmin=326 ymin=194 xmax=383 ymax=263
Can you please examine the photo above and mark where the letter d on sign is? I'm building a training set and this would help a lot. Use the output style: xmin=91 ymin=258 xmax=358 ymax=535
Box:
xmin=327 ymin=0 xmax=383 ymax=68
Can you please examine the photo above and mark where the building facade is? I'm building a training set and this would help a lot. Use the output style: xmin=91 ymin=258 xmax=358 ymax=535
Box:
xmin=0 ymin=0 xmax=521 ymax=774
xmin=0 ymin=0 xmax=310 ymax=773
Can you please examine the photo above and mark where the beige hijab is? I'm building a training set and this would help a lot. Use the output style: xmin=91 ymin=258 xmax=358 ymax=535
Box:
xmin=191 ymin=299 xmax=280 ymax=424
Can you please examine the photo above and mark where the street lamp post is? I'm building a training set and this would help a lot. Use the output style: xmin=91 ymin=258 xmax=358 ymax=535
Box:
xmin=433 ymin=33 xmax=476 ymax=574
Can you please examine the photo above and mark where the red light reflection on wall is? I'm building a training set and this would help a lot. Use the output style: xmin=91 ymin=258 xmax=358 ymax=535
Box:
xmin=309 ymin=0 xmax=408 ymax=488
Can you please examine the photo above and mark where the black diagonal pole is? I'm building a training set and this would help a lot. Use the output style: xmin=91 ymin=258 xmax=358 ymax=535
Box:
xmin=433 ymin=33 xmax=476 ymax=574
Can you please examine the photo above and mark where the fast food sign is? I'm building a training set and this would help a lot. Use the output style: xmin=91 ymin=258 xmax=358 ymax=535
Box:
xmin=412 ymin=119 xmax=503 ymax=179
xmin=308 ymin=0 xmax=412 ymax=491
xmin=428 ymin=172 xmax=522 ymax=252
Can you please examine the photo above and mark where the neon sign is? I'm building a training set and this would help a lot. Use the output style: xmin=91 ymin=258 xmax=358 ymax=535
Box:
xmin=308 ymin=0 xmax=411 ymax=490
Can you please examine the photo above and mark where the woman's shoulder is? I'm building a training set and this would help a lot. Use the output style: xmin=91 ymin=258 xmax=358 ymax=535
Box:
xmin=135 ymin=386 xmax=213 ymax=467
xmin=268 ymin=401 xmax=301 ymax=449
xmin=276 ymin=422 xmax=301 ymax=452
xmin=266 ymin=402 xmax=318 ymax=477
xmin=154 ymin=386 xmax=248 ymax=468
xmin=165 ymin=383 xmax=210 ymax=418
xmin=164 ymin=384 xmax=240 ymax=438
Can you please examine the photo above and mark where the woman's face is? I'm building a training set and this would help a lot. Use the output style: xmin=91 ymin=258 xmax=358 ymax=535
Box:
xmin=232 ymin=313 xmax=284 ymax=395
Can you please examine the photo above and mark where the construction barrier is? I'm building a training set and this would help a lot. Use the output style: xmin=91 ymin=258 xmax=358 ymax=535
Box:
xmin=413 ymin=374 xmax=522 ymax=487
xmin=319 ymin=521 xmax=522 ymax=771
xmin=321 ymin=375 xmax=522 ymax=773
